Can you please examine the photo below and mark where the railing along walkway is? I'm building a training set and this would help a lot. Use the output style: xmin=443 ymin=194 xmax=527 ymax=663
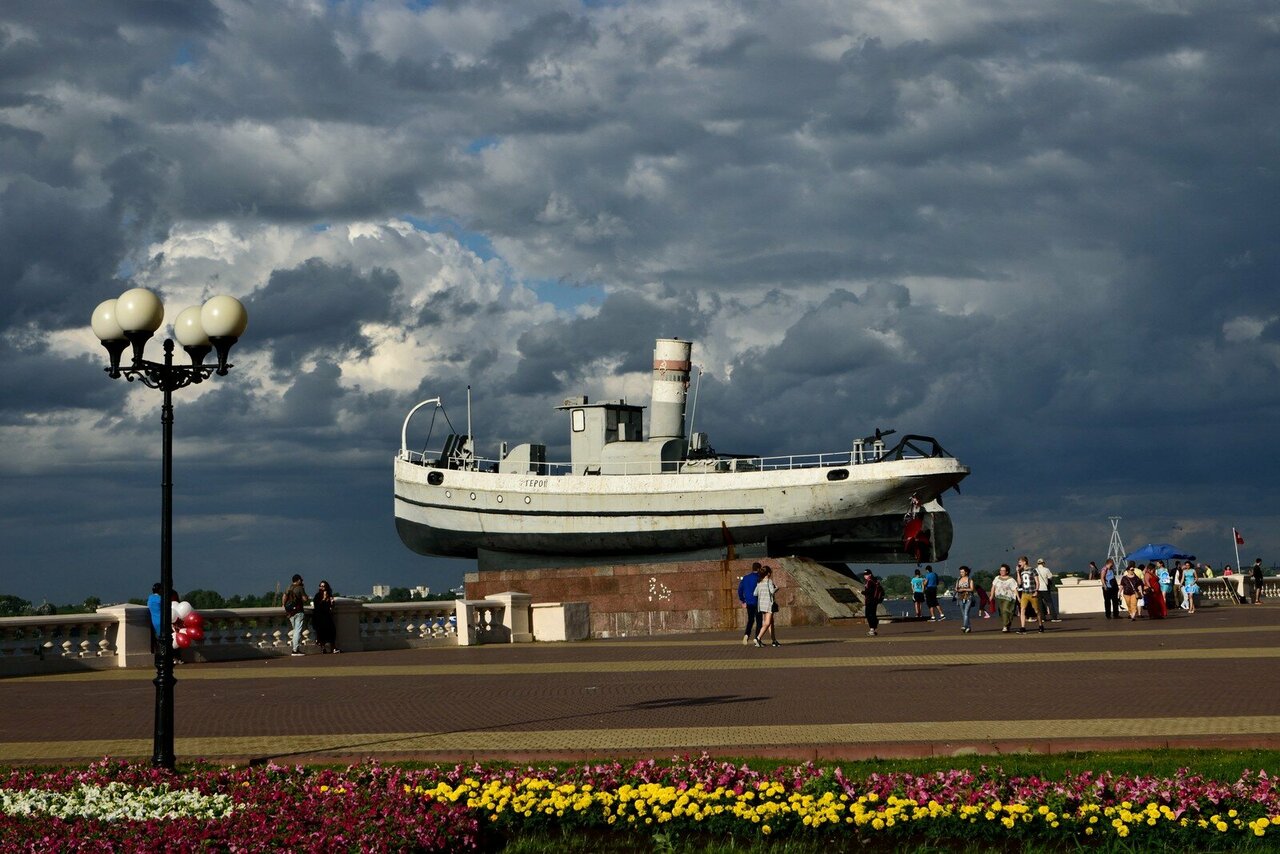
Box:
xmin=0 ymin=593 xmax=581 ymax=676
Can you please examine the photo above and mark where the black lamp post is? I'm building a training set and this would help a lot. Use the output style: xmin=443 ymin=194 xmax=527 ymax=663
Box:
xmin=91 ymin=287 xmax=248 ymax=771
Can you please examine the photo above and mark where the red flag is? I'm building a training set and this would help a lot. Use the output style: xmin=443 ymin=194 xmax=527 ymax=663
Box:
xmin=1234 ymin=528 xmax=1245 ymax=545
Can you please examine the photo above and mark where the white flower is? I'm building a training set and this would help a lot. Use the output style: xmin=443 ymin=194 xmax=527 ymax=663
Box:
xmin=0 ymin=782 xmax=238 ymax=821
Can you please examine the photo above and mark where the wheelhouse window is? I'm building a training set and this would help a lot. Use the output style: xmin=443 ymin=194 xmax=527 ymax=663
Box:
xmin=571 ymin=408 xmax=586 ymax=432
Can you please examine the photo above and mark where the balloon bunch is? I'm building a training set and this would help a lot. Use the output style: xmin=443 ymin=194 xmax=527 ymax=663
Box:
xmin=170 ymin=600 xmax=206 ymax=649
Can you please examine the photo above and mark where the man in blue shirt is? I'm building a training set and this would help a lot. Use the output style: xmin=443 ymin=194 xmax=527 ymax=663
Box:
xmin=924 ymin=565 xmax=944 ymax=621
xmin=147 ymin=582 xmax=163 ymax=650
xmin=737 ymin=563 xmax=762 ymax=645
xmin=910 ymin=569 xmax=925 ymax=617
xmin=1101 ymin=559 xmax=1120 ymax=619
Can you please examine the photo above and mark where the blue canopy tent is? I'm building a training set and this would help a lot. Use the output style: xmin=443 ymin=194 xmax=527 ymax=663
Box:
xmin=1125 ymin=543 xmax=1196 ymax=563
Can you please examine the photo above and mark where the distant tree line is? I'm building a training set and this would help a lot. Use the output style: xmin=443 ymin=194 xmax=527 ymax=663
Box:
xmin=0 ymin=594 xmax=101 ymax=617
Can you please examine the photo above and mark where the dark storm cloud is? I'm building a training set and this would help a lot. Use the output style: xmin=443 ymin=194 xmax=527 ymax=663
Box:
xmin=2 ymin=0 xmax=1279 ymax=603
xmin=0 ymin=341 xmax=120 ymax=423
xmin=246 ymin=259 xmax=401 ymax=370
xmin=0 ymin=179 xmax=128 ymax=328
xmin=0 ymin=1 xmax=221 ymax=97
xmin=508 ymin=289 xmax=710 ymax=393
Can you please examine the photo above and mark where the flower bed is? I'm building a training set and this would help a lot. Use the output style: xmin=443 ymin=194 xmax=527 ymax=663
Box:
xmin=0 ymin=761 xmax=479 ymax=852
xmin=1 ymin=756 xmax=1276 ymax=851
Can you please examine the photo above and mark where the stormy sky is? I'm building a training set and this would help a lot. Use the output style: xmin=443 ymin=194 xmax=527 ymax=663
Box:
xmin=2 ymin=0 xmax=1277 ymax=605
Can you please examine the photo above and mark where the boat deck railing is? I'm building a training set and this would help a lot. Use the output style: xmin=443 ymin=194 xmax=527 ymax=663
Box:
xmin=399 ymin=434 xmax=954 ymax=476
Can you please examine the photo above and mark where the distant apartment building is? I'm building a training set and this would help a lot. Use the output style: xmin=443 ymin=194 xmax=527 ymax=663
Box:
xmin=370 ymin=584 xmax=431 ymax=599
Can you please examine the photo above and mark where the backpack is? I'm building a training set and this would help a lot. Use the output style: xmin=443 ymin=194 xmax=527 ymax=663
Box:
xmin=284 ymin=586 xmax=304 ymax=615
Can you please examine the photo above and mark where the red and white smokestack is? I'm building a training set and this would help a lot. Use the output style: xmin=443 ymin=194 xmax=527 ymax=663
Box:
xmin=649 ymin=338 xmax=692 ymax=440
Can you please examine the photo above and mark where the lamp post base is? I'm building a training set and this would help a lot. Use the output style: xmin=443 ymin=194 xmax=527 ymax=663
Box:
xmin=151 ymin=651 xmax=177 ymax=770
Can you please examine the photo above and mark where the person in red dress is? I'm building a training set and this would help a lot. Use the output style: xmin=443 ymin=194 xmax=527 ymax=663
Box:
xmin=1143 ymin=564 xmax=1168 ymax=618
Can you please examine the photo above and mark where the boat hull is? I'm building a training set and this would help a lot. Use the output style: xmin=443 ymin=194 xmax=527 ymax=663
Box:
xmin=393 ymin=455 xmax=967 ymax=565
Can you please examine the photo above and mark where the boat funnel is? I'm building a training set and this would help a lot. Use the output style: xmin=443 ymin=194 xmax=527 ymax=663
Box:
xmin=649 ymin=338 xmax=692 ymax=440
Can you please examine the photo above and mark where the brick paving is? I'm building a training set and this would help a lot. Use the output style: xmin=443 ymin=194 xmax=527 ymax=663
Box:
xmin=2 ymin=605 xmax=1278 ymax=765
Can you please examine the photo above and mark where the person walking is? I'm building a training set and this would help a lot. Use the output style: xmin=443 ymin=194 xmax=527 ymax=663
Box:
xmin=1120 ymin=565 xmax=1144 ymax=620
xmin=991 ymin=564 xmax=1018 ymax=633
xmin=1156 ymin=563 xmax=1172 ymax=610
xmin=753 ymin=566 xmax=780 ymax=647
xmin=1016 ymin=556 xmax=1043 ymax=634
xmin=1035 ymin=559 xmax=1060 ymax=622
xmin=910 ymin=569 xmax=925 ymax=618
xmin=924 ymin=565 xmax=944 ymax=621
xmin=1143 ymin=564 xmax=1167 ymax=619
xmin=862 ymin=569 xmax=884 ymax=636
xmin=312 ymin=580 xmax=339 ymax=653
xmin=1101 ymin=559 xmax=1121 ymax=619
xmin=1253 ymin=558 xmax=1266 ymax=604
xmin=737 ymin=563 xmax=762 ymax=645
xmin=282 ymin=574 xmax=309 ymax=656
xmin=973 ymin=578 xmax=994 ymax=619
xmin=956 ymin=566 xmax=975 ymax=633
xmin=1181 ymin=561 xmax=1198 ymax=614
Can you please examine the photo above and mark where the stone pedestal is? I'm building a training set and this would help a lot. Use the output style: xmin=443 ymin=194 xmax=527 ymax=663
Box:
xmin=465 ymin=556 xmax=871 ymax=638
xmin=1055 ymin=577 xmax=1103 ymax=615
xmin=331 ymin=597 xmax=365 ymax=652
xmin=489 ymin=591 xmax=534 ymax=642
xmin=531 ymin=602 xmax=591 ymax=641
xmin=96 ymin=604 xmax=154 ymax=668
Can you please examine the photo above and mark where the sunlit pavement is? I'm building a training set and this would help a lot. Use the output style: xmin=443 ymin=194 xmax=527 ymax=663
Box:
xmin=3 ymin=604 xmax=1278 ymax=765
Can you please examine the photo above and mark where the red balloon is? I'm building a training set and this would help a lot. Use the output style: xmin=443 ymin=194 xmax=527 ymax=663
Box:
xmin=173 ymin=630 xmax=192 ymax=649
xmin=185 ymin=625 xmax=205 ymax=641
xmin=184 ymin=611 xmax=204 ymax=630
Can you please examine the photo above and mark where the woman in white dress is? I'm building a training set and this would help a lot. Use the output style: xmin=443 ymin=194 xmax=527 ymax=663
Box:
xmin=753 ymin=566 xmax=779 ymax=647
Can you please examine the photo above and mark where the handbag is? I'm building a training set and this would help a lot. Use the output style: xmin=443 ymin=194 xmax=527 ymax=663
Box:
xmin=771 ymin=602 xmax=779 ymax=613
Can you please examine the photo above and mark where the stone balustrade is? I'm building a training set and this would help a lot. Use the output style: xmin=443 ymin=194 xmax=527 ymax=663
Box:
xmin=0 ymin=594 xmax=588 ymax=675
xmin=1051 ymin=574 xmax=1279 ymax=614
xmin=0 ymin=613 xmax=122 ymax=675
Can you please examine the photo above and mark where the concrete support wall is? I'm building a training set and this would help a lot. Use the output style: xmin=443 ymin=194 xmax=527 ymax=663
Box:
xmin=466 ymin=556 xmax=870 ymax=638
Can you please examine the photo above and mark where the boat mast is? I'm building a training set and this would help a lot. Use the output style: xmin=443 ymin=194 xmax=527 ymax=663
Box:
xmin=466 ymin=384 xmax=473 ymax=459
xmin=687 ymin=367 xmax=703 ymax=438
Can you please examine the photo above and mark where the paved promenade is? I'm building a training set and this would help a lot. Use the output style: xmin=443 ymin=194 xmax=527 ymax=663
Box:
xmin=2 ymin=605 xmax=1278 ymax=766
